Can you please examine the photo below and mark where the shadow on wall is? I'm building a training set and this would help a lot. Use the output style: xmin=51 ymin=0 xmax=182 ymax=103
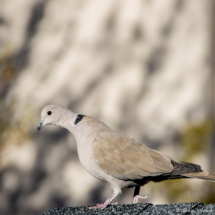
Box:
xmin=14 ymin=1 xmax=47 ymax=71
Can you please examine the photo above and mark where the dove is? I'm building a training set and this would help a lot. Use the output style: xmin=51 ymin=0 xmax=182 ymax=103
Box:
xmin=38 ymin=103 xmax=215 ymax=209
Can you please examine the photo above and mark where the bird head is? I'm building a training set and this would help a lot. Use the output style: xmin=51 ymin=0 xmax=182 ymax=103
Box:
xmin=37 ymin=103 xmax=68 ymax=131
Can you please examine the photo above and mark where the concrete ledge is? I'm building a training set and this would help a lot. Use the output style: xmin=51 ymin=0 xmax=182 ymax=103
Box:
xmin=43 ymin=203 xmax=215 ymax=215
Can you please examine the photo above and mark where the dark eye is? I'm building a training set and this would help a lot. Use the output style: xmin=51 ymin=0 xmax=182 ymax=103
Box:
xmin=47 ymin=111 xmax=52 ymax=115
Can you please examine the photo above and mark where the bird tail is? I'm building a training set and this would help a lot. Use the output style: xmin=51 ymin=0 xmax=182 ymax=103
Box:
xmin=170 ymin=159 xmax=215 ymax=182
xmin=181 ymin=171 xmax=215 ymax=182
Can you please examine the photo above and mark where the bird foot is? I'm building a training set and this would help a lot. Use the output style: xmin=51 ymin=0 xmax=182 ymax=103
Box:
xmin=89 ymin=202 xmax=118 ymax=209
xmin=89 ymin=192 xmax=119 ymax=209
xmin=132 ymin=195 xmax=150 ymax=203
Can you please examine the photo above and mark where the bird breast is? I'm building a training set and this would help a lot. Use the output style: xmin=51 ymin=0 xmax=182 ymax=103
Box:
xmin=74 ymin=129 xmax=108 ymax=182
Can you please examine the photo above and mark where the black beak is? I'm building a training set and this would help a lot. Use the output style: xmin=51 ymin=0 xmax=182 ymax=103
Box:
xmin=37 ymin=120 xmax=44 ymax=131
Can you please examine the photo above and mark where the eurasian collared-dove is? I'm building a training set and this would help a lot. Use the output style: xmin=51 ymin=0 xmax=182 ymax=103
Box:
xmin=38 ymin=104 xmax=215 ymax=209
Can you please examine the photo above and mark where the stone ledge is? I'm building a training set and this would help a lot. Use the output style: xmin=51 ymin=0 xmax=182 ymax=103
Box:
xmin=43 ymin=203 xmax=215 ymax=215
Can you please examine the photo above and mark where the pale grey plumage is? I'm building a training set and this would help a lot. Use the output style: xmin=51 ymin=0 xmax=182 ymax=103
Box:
xmin=38 ymin=104 xmax=215 ymax=209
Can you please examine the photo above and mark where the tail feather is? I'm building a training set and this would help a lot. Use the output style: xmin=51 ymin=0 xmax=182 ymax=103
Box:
xmin=170 ymin=159 xmax=215 ymax=182
xmin=182 ymin=171 xmax=215 ymax=182
xmin=171 ymin=159 xmax=203 ymax=174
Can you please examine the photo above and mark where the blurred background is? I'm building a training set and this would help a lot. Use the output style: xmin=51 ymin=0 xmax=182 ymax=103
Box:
xmin=0 ymin=0 xmax=215 ymax=214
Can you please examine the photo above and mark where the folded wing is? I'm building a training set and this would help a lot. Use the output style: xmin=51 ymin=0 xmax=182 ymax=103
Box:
xmin=92 ymin=129 xmax=174 ymax=180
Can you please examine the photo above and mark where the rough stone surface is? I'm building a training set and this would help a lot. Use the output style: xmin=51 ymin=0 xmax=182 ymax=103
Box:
xmin=43 ymin=203 xmax=215 ymax=215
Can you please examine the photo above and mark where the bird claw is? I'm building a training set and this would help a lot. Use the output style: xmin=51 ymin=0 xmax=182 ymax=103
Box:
xmin=89 ymin=202 xmax=118 ymax=209
xmin=132 ymin=195 xmax=150 ymax=203
xmin=89 ymin=204 xmax=107 ymax=209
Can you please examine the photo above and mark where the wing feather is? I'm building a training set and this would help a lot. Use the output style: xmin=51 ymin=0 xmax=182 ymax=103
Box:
xmin=92 ymin=129 xmax=173 ymax=180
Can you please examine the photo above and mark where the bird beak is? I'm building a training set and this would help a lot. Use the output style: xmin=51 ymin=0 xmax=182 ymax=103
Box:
xmin=37 ymin=120 xmax=44 ymax=131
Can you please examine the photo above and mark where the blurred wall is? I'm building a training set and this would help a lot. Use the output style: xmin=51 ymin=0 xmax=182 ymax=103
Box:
xmin=0 ymin=0 xmax=214 ymax=215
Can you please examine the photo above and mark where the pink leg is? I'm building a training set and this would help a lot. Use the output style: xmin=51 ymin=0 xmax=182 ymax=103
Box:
xmin=132 ymin=186 xmax=150 ymax=203
xmin=89 ymin=192 xmax=120 ymax=210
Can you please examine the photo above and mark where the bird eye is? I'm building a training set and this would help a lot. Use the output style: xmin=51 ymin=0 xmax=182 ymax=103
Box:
xmin=47 ymin=111 xmax=52 ymax=115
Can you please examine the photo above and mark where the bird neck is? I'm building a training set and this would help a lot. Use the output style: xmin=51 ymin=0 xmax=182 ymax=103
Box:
xmin=57 ymin=109 xmax=78 ymax=132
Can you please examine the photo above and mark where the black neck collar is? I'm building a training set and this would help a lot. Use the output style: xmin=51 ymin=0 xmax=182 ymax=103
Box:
xmin=74 ymin=114 xmax=85 ymax=125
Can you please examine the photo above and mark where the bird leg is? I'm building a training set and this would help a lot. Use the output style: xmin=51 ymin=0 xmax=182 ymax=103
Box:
xmin=89 ymin=192 xmax=119 ymax=209
xmin=132 ymin=186 xmax=150 ymax=203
